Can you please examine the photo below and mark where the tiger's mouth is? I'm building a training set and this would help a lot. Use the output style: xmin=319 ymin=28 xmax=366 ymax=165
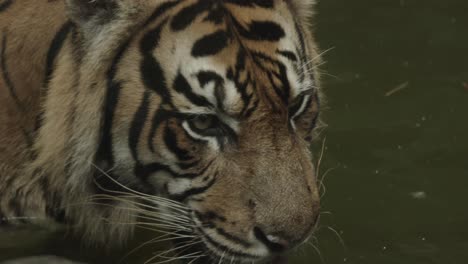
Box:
xmin=187 ymin=212 xmax=272 ymax=264
xmin=196 ymin=229 xmax=265 ymax=263
xmin=176 ymin=235 xmax=267 ymax=264
xmin=179 ymin=211 xmax=316 ymax=264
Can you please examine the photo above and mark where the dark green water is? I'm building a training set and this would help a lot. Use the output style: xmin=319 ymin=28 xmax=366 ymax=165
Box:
xmin=1 ymin=0 xmax=467 ymax=263
xmin=292 ymin=0 xmax=468 ymax=263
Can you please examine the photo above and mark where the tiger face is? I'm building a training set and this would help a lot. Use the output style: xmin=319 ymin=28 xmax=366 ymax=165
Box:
xmin=66 ymin=0 xmax=321 ymax=262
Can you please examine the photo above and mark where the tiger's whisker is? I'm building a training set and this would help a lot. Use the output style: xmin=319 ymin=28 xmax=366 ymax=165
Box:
xmin=145 ymin=239 xmax=203 ymax=264
xmin=187 ymin=254 xmax=207 ymax=264
xmin=83 ymin=194 xmax=192 ymax=218
xmin=324 ymin=226 xmax=346 ymax=251
xmin=119 ymin=233 xmax=173 ymax=264
xmin=316 ymin=137 xmax=327 ymax=178
xmin=153 ymin=251 xmax=205 ymax=264
xmin=66 ymin=201 xmax=194 ymax=229
xmin=91 ymin=163 xmax=190 ymax=209
xmin=308 ymin=241 xmax=325 ymax=264
xmin=89 ymin=166 xmax=190 ymax=212
xmin=84 ymin=194 xmax=190 ymax=221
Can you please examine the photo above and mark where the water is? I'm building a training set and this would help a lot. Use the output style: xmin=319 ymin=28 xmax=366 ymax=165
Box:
xmin=290 ymin=0 xmax=468 ymax=263
xmin=1 ymin=0 xmax=468 ymax=263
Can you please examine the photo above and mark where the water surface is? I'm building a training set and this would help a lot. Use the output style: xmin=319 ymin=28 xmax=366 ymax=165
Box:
xmin=292 ymin=0 xmax=468 ymax=263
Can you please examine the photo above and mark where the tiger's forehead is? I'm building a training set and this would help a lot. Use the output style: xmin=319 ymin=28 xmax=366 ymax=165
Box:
xmin=137 ymin=0 xmax=316 ymax=117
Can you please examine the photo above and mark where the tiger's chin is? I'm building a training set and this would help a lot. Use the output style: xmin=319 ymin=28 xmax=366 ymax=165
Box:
xmin=171 ymin=226 xmax=272 ymax=264
xmin=198 ymin=233 xmax=269 ymax=264
xmin=179 ymin=238 xmax=271 ymax=264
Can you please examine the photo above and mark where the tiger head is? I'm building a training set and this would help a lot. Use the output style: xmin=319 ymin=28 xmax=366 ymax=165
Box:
xmin=63 ymin=0 xmax=322 ymax=262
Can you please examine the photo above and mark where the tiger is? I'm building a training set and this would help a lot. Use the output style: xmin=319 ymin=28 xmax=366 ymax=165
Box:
xmin=0 ymin=0 xmax=323 ymax=263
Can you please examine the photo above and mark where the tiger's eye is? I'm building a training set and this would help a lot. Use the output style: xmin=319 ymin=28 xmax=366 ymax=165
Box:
xmin=191 ymin=115 xmax=217 ymax=131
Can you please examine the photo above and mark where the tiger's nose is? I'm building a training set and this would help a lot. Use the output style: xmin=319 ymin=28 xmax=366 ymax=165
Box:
xmin=253 ymin=226 xmax=290 ymax=252
xmin=252 ymin=212 xmax=320 ymax=253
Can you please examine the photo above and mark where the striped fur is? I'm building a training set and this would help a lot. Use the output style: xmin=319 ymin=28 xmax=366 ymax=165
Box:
xmin=0 ymin=0 xmax=322 ymax=262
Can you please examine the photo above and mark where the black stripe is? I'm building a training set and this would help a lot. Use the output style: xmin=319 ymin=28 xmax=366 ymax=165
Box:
xmin=277 ymin=62 xmax=291 ymax=103
xmin=163 ymin=123 xmax=193 ymax=161
xmin=135 ymin=161 xmax=207 ymax=180
xmin=141 ymin=20 xmax=173 ymax=106
xmin=292 ymin=91 xmax=320 ymax=141
xmin=204 ymin=6 xmax=225 ymax=25
xmin=177 ymin=160 xmax=200 ymax=170
xmin=170 ymin=0 xmax=212 ymax=31
xmin=129 ymin=91 xmax=151 ymax=162
xmin=250 ymin=50 xmax=285 ymax=105
xmin=43 ymin=22 xmax=74 ymax=90
xmin=130 ymin=92 xmax=155 ymax=184
xmin=216 ymin=227 xmax=252 ymax=248
xmin=171 ymin=176 xmax=216 ymax=202
xmin=294 ymin=21 xmax=313 ymax=84
xmin=289 ymin=94 xmax=307 ymax=118
xmin=267 ymin=72 xmax=286 ymax=103
xmin=277 ymin=49 xmax=298 ymax=62
xmin=135 ymin=162 xmax=168 ymax=181
xmin=1 ymin=32 xmax=22 ymax=109
xmin=191 ymin=30 xmax=229 ymax=57
xmin=193 ymin=159 xmax=215 ymax=177
xmin=197 ymin=226 xmax=259 ymax=259
xmin=197 ymin=71 xmax=227 ymax=109
xmin=309 ymin=92 xmax=321 ymax=130
xmin=197 ymin=71 xmax=224 ymax=88
xmin=243 ymin=98 xmax=259 ymax=118
xmin=233 ymin=18 xmax=285 ymax=41
xmin=173 ymin=72 xmax=213 ymax=107
xmin=41 ymin=177 xmax=66 ymax=223
xmin=293 ymin=47 xmax=306 ymax=83
xmin=252 ymin=51 xmax=291 ymax=104
xmin=197 ymin=71 xmax=226 ymax=109
xmin=143 ymin=0 xmax=180 ymax=27
xmin=294 ymin=22 xmax=307 ymax=61
xmin=0 ymin=0 xmax=13 ymax=12
xmin=218 ymin=123 xmax=239 ymax=149
xmin=177 ymin=159 xmax=215 ymax=179
xmin=224 ymin=0 xmax=274 ymax=8
xmin=246 ymin=21 xmax=285 ymax=41
xmin=227 ymin=49 xmax=253 ymax=116
xmin=97 ymin=36 xmax=134 ymax=166
xmin=148 ymin=108 xmax=170 ymax=153
xmin=196 ymin=210 xmax=226 ymax=223
xmin=97 ymin=81 xmax=121 ymax=166
xmin=97 ymin=3 xmax=177 ymax=170
xmin=36 ymin=22 xmax=73 ymax=131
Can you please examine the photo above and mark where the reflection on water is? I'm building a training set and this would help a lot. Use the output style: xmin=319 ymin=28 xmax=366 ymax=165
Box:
xmin=1 ymin=0 xmax=468 ymax=263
